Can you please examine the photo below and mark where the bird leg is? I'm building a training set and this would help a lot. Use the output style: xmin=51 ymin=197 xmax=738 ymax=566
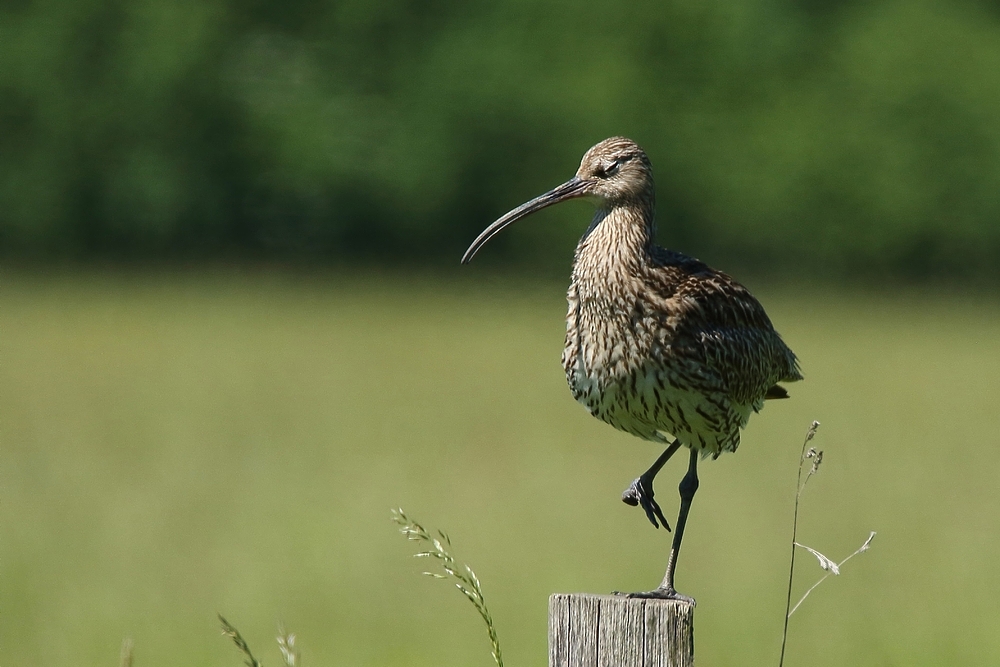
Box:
xmin=622 ymin=439 xmax=682 ymax=530
xmin=624 ymin=448 xmax=699 ymax=605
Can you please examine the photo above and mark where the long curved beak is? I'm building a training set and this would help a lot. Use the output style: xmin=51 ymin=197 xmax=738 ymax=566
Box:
xmin=461 ymin=177 xmax=591 ymax=264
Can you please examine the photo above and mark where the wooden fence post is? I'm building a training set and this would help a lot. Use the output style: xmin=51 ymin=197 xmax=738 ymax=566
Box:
xmin=548 ymin=593 xmax=694 ymax=667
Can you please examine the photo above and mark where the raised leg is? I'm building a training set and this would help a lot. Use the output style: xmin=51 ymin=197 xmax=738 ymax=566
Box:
xmin=626 ymin=448 xmax=700 ymax=605
xmin=622 ymin=440 xmax=682 ymax=530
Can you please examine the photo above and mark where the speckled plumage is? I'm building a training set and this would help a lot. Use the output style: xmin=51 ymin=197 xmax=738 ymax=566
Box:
xmin=462 ymin=136 xmax=802 ymax=600
xmin=562 ymin=162 xmax=801 ymax=457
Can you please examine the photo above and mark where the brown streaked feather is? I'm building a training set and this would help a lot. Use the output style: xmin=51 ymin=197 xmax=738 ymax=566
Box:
xmin=467 ymin=136 xmax=802 ymax=457
xmin=558 ymin=138 xmax=801 ymax=456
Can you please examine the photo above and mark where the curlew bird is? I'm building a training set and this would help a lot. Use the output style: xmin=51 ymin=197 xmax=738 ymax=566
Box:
xmin=461 ymin=137 xmax=802 ymax=603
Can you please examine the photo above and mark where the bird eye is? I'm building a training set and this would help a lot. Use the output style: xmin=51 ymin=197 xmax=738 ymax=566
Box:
xmin=602 ymin=159 xmax=622 ymax=178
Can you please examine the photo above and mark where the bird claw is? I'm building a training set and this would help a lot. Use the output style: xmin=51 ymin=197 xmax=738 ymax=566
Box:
xmin=622 ymin=477 xmax=671 ymax=531
xmin=614 ymin=587 xmax=696 ymax=606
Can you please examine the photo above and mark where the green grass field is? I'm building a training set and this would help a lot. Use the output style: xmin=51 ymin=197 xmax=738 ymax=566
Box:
xmin=2 ymin=271 xmax=998 ymax=666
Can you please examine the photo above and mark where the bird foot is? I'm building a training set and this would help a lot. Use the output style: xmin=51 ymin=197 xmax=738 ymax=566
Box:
xmin=622 ymin=476 xmax=671 ymax=530
xmin=613 ymin=587 xmax=696 ymax=606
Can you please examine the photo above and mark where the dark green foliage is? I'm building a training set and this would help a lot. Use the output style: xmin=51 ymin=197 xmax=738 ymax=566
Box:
xmin=3 ymin=0 xmax=1000 ymax=279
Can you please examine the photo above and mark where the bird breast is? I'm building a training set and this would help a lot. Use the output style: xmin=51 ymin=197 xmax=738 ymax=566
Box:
xmin=561 ymin=276 xmax=752 ymax=455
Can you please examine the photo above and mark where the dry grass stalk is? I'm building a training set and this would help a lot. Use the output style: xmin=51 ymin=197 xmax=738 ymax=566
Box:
xmin=219 ymin=615 xmax=263 ymax=667
xmin=277 ymin=624 xmax=299 ymax=667
xmin=392 ymin=508 xmax=504 ymax=667
xmin=779 ymin=421 xmax=821 ymax=667
xmin=778 ymin=422 xmax=876 ymax=667
xmin=789 ymin=531 xmax=876 ymax=617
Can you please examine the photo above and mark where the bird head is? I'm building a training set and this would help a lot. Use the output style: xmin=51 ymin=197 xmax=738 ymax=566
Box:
xmin=575 ymin=136 xmax=654 ymax=204
xmin=461 ymin=137 xmax=653 ymax=264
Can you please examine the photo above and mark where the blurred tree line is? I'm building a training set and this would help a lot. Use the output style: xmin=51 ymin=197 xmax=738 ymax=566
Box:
xmin=3 ymin=0 xmax=1000 ymax=280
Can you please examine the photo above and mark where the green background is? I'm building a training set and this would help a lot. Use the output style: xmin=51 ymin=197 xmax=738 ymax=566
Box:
xmin=2 ymin=273 xmax=998 ymax=665
xmin=4 ymin=0 xmax=1000 ymax=280
xmin=3 ymin=0 xmax=1000 ymax=664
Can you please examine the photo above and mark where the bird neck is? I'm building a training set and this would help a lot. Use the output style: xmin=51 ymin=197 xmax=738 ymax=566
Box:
xmin=573 ymin=201 xmax=656 ymax=286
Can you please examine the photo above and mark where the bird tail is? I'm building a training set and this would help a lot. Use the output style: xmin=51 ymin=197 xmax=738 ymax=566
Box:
xmin=764 ymin=384 xmax=790 ymax=400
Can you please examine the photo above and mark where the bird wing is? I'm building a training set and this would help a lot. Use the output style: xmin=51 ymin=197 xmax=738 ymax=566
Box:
xmin=643 ymin=248 xmax=802 ymax=406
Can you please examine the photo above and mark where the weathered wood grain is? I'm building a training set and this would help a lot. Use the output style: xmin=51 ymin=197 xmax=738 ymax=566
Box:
xmin=548 ymin=594 xmax=694 ymax=667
